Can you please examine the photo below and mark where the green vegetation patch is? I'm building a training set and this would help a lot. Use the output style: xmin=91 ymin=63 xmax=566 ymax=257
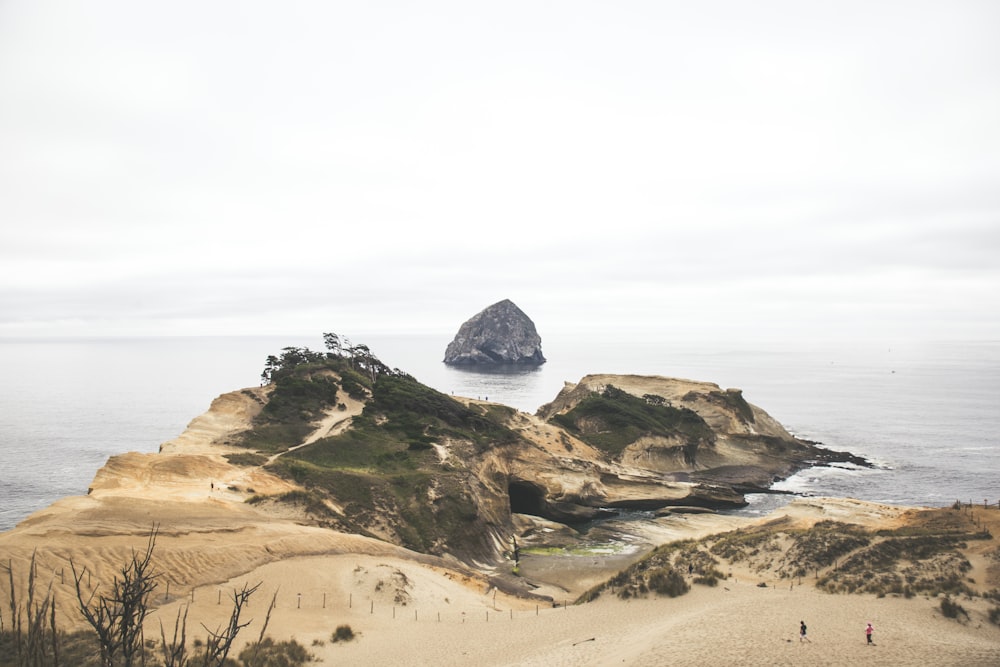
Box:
xmin=582 ymin=507 xmax=995 ymax=606
xmin=239 ymin=422 xmax=316 ymax=455
xmin=292 ymin=428 xmax=429 ymax=473
xmin=842 ymin=534 xmax=970 ymax=572
xmin=477 ymin=402 xmax=519 ymax=421
xmin=239 ymin=637 xmax=314 ymax=666
xmin=703 ymin=389 xmax=756 ymax=424
xmin=551 ymin=385 xmax=713 ymax=460
xmin=646 ymin=567 xmax=689 ymax=597
xmin=236 ymin=370 xmax=343 ymax=454
xmin=260 ymin=374 xmax=340 ymax=424
xmin=224 ymin=452 xmax=269 ymax=467
xmin=939 ymin=596 xmax=970 ymax=621
xmin=238 ymin=340 xmax=534 ymax=562
xmin=246 ymin=488 xmax=339 ymax=519
xmin=708 ymin=527 xmax=781 ymax=562
xmin=275 ymin=461 xmax=376 ymax=506
xmin=364 ymin=374 xmax=520 ymax=452
xmin=253 ymin=369 xmax=526 ymax=561
xmin=282 ymin=373 xmax=521 ymax=472
xmin=819 ymin=534 xmax=974 ymax=596
xmin=337 ymin=367 xmax=371 ymax=400
xmin=778 ymin=520 xmax=872 ymax=578
xmin=268 ymin=458 xmax=485 ymax=556
xmin=577 ymin=539 xmax=718 ymax=603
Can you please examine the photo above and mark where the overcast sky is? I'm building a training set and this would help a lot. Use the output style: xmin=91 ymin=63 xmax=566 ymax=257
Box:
xmin=1 ymin=1 xmax=998 ymax=342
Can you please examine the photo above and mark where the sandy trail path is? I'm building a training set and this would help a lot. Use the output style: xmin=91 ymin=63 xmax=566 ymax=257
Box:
xmin=265 ymin=395 xmax=365 ymax=465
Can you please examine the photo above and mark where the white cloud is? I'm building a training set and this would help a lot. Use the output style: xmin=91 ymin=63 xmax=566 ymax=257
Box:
xmin=1 ymin=1 xmax=998 ymax=340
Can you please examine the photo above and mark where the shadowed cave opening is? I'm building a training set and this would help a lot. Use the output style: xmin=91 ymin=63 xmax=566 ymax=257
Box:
xmin=508 ymin=480 xmax=546 ymax=517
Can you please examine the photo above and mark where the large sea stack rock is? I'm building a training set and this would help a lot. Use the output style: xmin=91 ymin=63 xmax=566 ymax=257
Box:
xmin=444 ymin=299 xmax=546 ymax=366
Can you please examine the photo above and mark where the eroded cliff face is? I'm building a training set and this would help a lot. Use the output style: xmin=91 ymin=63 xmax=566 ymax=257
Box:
xmin=443 ymin=299 xmax=546 ymax=366
xmin=372 ymin=371 xmax=856 ymax=563
xmin=534 ymin=374 xmax=860 ymax=491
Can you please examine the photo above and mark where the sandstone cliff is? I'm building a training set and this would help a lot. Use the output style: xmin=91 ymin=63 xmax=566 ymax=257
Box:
xmin=535 ymin=374 xmax=864 ymax=491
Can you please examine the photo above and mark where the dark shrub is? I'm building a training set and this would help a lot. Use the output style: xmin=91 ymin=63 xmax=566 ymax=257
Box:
xmin=239 ymin=636 xmax=313 ymax=666
xmin=332 ymin=624 xmax=355 ymax=643
xmin=940 ymin=596 xmax=968 ymax=620
xmin=647 ymin=567 xmax=689 ymax=597
xmin=694 ymin=574 xmax=719 ymax=587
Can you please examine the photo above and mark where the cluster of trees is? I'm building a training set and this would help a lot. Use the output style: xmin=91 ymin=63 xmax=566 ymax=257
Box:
xmin=259 ymin=333 xmax=403 ymax=386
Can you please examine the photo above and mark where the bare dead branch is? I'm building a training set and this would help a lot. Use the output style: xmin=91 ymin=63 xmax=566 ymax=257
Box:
xmin=159 ymin=604 xmax=190 ymax=667
xmin=199 ymin=581 xmax=262 ymax=667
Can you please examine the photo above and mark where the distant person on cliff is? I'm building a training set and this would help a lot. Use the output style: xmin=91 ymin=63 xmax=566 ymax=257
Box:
xmin=866 ymin=622 xmax=874 ymax=645
xmin=800 ymin=621 xmax=811 ymax=642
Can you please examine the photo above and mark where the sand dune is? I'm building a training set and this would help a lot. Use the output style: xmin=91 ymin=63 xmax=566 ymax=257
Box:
xmin=6 ymin=494 xmax=999 ymax=666
xmin=152 ymin=549 xmax=1000 ymax=667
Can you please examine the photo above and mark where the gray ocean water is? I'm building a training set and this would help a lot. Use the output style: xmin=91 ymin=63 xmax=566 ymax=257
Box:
xmin=1 ymin=334 xmax=998 ymax=532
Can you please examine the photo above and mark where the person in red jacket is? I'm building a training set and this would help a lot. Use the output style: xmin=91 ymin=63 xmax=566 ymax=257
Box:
xmin=866 ymin=622 xmax=874 ymax=645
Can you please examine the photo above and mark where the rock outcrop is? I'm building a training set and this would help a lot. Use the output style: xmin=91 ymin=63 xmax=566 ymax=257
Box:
xmin=534 ymin=375 xmax=867 ymax=494
xmin=443 ymin=299 xmax=546 ymax=366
